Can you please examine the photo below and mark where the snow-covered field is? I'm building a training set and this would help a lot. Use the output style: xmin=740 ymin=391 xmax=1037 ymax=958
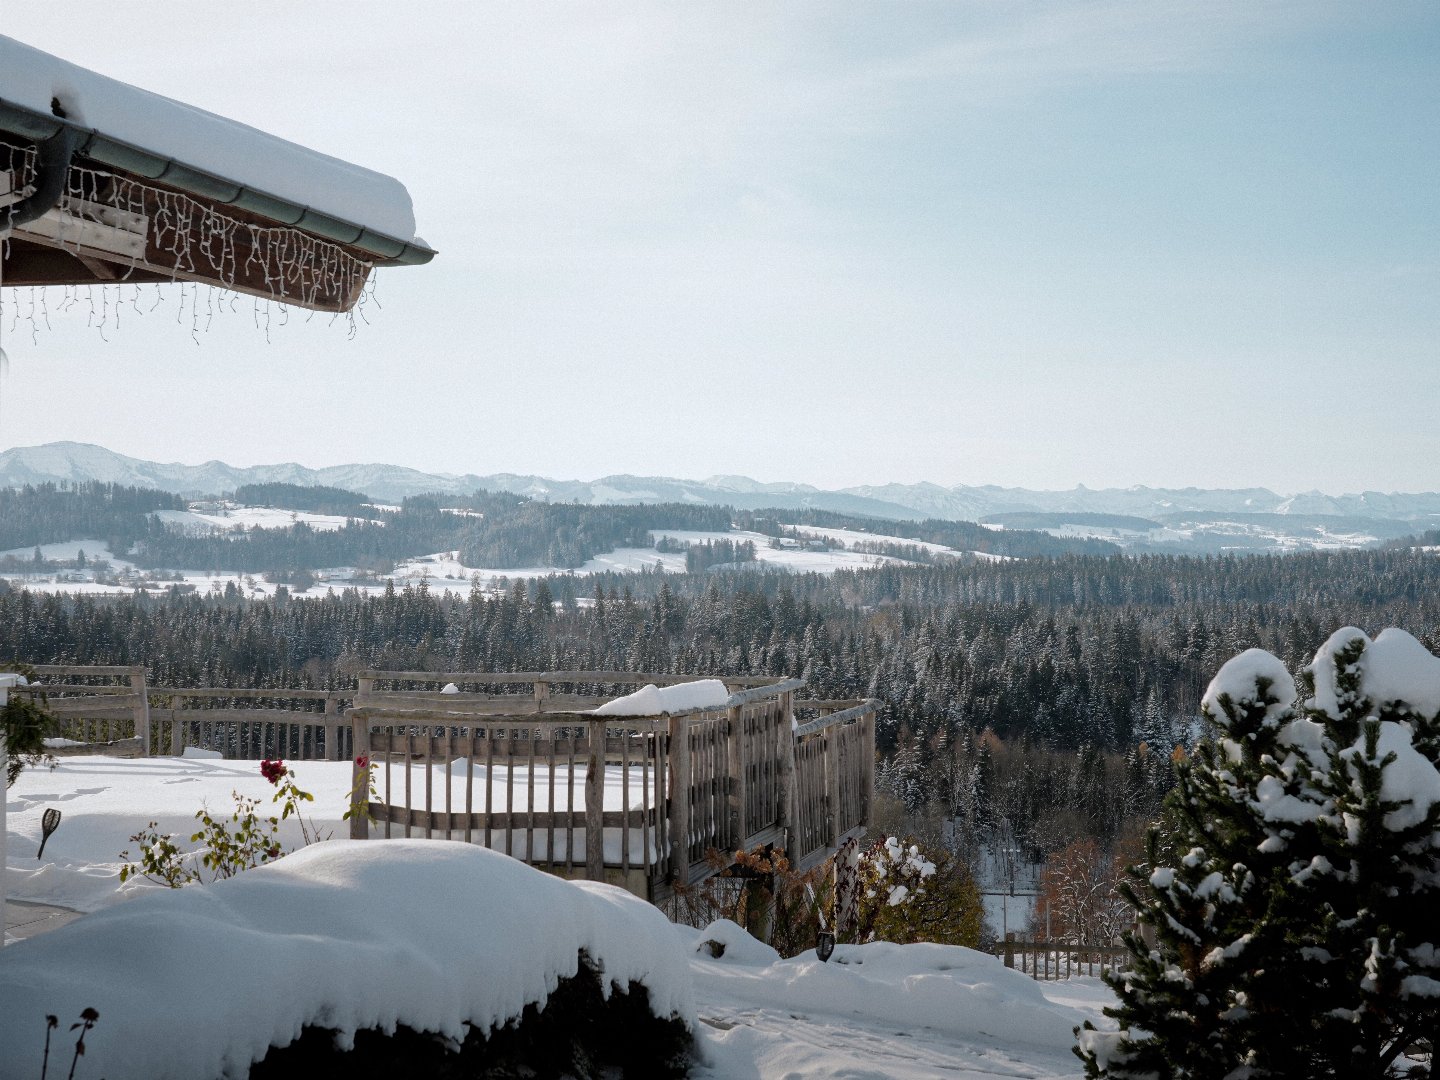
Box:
xmin=788 ymin=524 xmax=1010 ymax=561
xmin=150 ymin=505 xmax=380 ymax=532
xmin=1022 ymin=519 xmax=1383 ymax=552
xmin=0 ymin=520 xmax=966 ymax=601
xmin=3 ymin=755 xmax=1112 ymax=1078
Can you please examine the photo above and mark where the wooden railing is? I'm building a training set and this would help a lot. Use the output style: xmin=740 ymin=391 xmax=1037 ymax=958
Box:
xmin=346 ymin=672 xmax=875 ymax=899
xmin=347 ymin=707 xmax=672 ymax=883
xmin=790 ymin=700 xmax=876 ymax=872
xmin=16 ymin=665 xmax=150 ymax=753
xmin=16 ymin=665 xmax=877 ymax=899
xmin=997 ymin=933 xmax=1128 ymax=980
xmin=148 ymin=687 xmax=349 ymax=761
xmin=16 ymin=667 xmax=349 ymax=759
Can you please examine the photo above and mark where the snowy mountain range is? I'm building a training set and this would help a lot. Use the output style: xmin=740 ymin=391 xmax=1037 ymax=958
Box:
xmin=2 ymin=442 xmax=1437 ymax=548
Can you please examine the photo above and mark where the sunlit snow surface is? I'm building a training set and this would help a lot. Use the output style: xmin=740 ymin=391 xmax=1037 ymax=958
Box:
xmin=0 ymin=841 xmax=691 ymax=1080
xmin=3 ymin=756 xmax=666 ymax=912
xmin=3 ymin=757 xmax=1113 ymax=1079
xmin=149 ymin=507 xmax=377 ymax=532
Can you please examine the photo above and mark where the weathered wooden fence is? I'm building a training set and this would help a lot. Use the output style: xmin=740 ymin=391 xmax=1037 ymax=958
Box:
xmin=16 ymin=665 xmax=150 ymax=753
xmin=790 ymin=700 xmax=875 ymax=872
xmin=149 ymin=687 xmax=349 ymax=761
xmin=15 ymin=666 xmax=349 ymax=759
xmin=17 ymin=665 xmax=877 ymax=899
xmin=347 ymin=707 xmax=672 ymax=890
xmin=997 ymin=933 xmax=1128 ymax=980
xmin=346 ymin=671 xmax=876 ymax=899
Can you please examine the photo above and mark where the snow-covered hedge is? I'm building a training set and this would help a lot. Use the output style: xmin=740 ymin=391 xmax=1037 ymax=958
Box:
xmin=0 ymin=841 xmax=693 ymax=1080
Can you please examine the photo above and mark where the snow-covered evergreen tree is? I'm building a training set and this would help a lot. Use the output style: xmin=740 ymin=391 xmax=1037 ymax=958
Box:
xmin=1078 ymin=628 xmax=1440 ymax=1079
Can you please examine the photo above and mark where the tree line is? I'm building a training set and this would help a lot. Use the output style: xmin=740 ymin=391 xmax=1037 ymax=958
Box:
xmin=2 ymin=545 xmax=1436 ymax=860
xmin=0 ymin=482 xmax=185 ymax=552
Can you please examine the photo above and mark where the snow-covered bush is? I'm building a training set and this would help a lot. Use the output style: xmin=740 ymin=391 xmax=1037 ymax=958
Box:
xmin=1078 ymin=628 xmax=1440 ymax=1079
xmin=856 ymin=835 xmax=984 ymax=947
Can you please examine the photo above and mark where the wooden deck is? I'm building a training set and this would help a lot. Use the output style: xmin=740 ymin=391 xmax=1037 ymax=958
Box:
xmin=17 ymin=667 xmax=876 ymax=900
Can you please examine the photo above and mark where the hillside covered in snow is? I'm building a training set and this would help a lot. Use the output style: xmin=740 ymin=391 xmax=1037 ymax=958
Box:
xmin=0 ymin=442 xmax=1435 ymax=554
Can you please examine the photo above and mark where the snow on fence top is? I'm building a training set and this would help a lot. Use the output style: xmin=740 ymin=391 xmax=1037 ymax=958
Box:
xmin=0 ymin=35 xmax=419 ymax=244
xmin=591 ymin=678 xmax=733 ymax=716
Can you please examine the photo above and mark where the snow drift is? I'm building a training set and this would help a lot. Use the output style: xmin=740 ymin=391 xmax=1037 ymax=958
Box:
xmin=0 ymin=841 xmax=693 ymax=1080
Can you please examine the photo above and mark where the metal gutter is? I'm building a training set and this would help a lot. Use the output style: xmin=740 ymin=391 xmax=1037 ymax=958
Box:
xmin=0 ymin=99 xmax=436 ymax=267
xmin=4 ymin=122 xmax=77 ymax=227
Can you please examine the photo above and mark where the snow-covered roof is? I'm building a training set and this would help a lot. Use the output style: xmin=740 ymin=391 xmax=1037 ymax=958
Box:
xmin=0 ymin=35 xmax=424 ymax=253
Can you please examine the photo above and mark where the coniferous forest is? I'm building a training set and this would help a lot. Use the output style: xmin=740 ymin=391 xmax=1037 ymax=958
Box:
xmin=3 ymin=544 xmax=1436 ymax=866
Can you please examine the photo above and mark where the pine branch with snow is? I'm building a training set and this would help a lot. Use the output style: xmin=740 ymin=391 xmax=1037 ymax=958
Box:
xmin=1079 ymin=629 xmax=1440 ymax=1079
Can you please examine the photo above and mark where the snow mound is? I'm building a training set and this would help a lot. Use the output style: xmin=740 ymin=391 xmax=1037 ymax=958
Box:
xmin=1358 ymin=628 xmax=1440 ymax=719
xmin=1308 ymin=627 xmax=1440 ymax=721
xmin=0 ymin=841 xmax=693 ymax=1080
xmin=687 ymin=932 xmax=1078 ymax=1052
xmin=695 ymin=919 xmax=782 ymax=965
xmin=1202 ymin=648 xmax=1297 ymax=727
xmin=1342 ymin=721 xmax=1440 ymax=833
xmin=593 ymin=679 xmax=731 ymax=716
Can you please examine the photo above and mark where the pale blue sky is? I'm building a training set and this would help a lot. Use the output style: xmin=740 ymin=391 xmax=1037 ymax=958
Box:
xmin=4 ymin=2 xmax=1437 ymax=494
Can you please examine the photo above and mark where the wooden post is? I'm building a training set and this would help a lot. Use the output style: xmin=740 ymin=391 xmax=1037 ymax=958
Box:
xmin=323 ymin=696 xmax=340 ymax=761
xmin=533 ymin=678 xmax=549 ymax=714
xmin=1004 ymin=932 xmax=1016 ymax=969
xmin=585 ymin=718 xmax=604 ymax=881
xmin=349 ymin=714 xmax=371 ymax=840
xmin=777 ymin=690 xmax=795 ymax=850
xmin=131 ymin=671 xmax=151 ymax=756
xmin=863 ymin=706 xmax=875 ymax=826
xmin=825 ymin=729 xmax=841 ymax=848
xmin=355 ymin=677 xmax=374 ymax=708
xmin=668 ymin=712 xmax=690 ymax=884
xmin=726 ymin=704 xmax=744 ymax=849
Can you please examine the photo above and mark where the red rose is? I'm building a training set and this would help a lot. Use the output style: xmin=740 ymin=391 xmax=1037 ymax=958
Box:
xmin=259 ymin=759 xmax=286 ymax=785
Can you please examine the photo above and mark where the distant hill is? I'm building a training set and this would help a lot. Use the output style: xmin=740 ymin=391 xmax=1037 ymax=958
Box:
xmin=984 ymin=512 xmax=1165 ymax=532
xmin=0 ymin=443 xmax=1436 ymax=555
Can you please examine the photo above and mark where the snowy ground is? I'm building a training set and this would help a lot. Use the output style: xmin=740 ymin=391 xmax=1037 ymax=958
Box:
xmin=0 ymin=504 xmax=1021 ymax=601
xmin=1018 ymin=519 xmax=1383 ymax=552
xmin=149 ymin=505 xmax=381 ymax=533
xmin=788 ymin=524 xmax=1010 ymax=562
xmin=0 ymin=525 xmax=945 ymax=601
xmin=3 ymin=755 xmax=1112 ymax=1078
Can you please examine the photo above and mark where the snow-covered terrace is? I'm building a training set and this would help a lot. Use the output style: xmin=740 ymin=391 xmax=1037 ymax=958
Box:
xmin=1 ymin=35 xmax=433 ymax=311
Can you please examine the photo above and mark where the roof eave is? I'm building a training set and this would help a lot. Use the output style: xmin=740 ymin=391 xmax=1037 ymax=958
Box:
xmin=0 ymin=99 xmax=435 ymax=267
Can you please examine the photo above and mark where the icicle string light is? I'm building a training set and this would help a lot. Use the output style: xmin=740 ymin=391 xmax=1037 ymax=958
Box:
xmin=1 ymin=145 xmax=379 ymax=341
